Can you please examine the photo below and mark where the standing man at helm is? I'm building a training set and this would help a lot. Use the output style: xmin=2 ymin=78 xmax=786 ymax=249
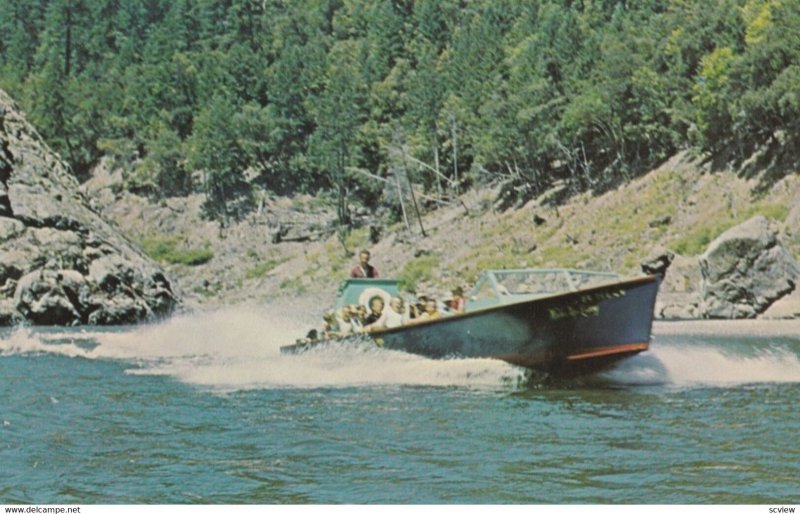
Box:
xmin=350 ymin=249 xmax=379 ymax=278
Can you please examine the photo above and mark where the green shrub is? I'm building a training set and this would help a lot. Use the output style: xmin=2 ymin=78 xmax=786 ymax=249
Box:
xmin=245 ymin=258 xmax=287 ymax=279
xmin=398 ymin=254 xmax=439 ymax=292
xmin=279 ymin=277 xmax=307 ymax=293
xmin=141 ymin=236 xmax=214 ymax=266
xmin=743 ymin=203 xmax=789 ymax=222
xmin=671 ymin=203 xmax=789 ymax=256
xmin=671 ymin=226 xmax=719 ymax=256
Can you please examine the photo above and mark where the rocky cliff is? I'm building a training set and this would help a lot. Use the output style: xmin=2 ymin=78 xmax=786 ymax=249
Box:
xmin=0 ymin=89 xmax=178 ymax=325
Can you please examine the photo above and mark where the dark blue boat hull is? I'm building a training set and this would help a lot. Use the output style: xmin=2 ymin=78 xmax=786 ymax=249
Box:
xmin=370 ymin=275 xmax=659 ymax=376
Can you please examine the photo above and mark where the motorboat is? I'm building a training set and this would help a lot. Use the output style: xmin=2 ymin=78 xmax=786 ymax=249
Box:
xmin=281 ymin=268 xmax=659 ymax=377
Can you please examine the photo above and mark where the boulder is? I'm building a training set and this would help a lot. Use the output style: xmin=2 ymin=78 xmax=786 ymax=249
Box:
xmin=0 ymin=298 xmax=21 ymax=325
xmin=657 ymin=254 xmax=704 ymax=319
xmin=88 ymin=255 xmax=133 ymax=294
xmin=0 ymin=250 xmax=24 ymax=285
xmin=13 ymin=270 xmax=81 ymax=325
xmin=87 ymin=294 xmax=149 ymax=325
xmin=0 ymin=134 xmax=12 ymax=217
xmin=642 ymin=247 xmax=703 ymax=319
xmin=641 ymin=246 xmax=674 ymax=277
xmin=699 ymin=216 xmax=800 ymax=318
xmin=0 ymin=88 xmax=180 ymax=325
xmin=0 ymin=217 xmax=24 ymax=242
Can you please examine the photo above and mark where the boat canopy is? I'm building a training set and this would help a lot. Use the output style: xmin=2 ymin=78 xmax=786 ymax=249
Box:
xmin=464 ymin=269 xmax=619 ymax=312
xmin=334 ymin=278 xmax=402 ymax=310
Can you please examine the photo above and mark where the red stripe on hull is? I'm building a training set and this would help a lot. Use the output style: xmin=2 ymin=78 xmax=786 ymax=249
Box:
xmin=566 ymin=342 xmax=649 ymax=361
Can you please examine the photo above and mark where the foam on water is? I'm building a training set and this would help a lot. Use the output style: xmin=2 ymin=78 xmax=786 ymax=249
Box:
xmin=653 ymin=319 xmax=800 ymax=338
xmin=601 ymin=345 xmax=800 ymax=386
xmin=0 ymin=306 xmax=527 ymax=391
xmin=2 ymin=313 xmax=798 ymax=390
xmin=657 ymin=344 xmax=800 ymax=385
xmin=601 ymin=320 xmax=800 ymax=387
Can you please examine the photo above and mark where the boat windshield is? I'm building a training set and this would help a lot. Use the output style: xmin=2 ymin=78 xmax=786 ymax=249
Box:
xmin=466 ymin=269 xmax=620 ymax=311
xmin=492 ymin=269 xmax=619 ymax=295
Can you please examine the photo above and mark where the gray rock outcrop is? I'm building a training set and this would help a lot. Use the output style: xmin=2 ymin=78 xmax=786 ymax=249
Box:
xmin=0 ymin=89 xmax=178 ymax=325
xmin=642 ymin=247 xmax=703 ymax=319
xmin=699 ymin=215 xmax=800 ymax=318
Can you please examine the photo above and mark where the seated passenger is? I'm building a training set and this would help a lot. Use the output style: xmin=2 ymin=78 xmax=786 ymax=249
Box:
xmin=353 ymin=304 xmax=368 ymax=329
xmin=300 ymin=328 xmax=319 ymax=344
xmin=448 ymin=286 xmax=466 ymax=313
xmin=363 ymin=296 xmax=386 ymax=329
xmin=335 ymin=307 xmax=355 ymax=337
xmin=412 ymin=298 xmax=441 ymax=323
xmin=409 ymin=293 xmax=428 ymax=320
xmin=335 ymin=306 xmax=363 ymax=336
xmin=384 ymin=296 xmax=405 ymax=328
xmin=322 ymin=310 xmax=339 ymax=338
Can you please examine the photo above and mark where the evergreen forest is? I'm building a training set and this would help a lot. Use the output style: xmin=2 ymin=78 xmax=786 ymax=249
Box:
xmin=1 ymin=0 xmax=799 ymax=224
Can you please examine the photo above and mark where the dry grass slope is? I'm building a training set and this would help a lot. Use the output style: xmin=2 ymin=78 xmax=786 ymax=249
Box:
xmin=84 ymin=152 xmax=800 ymax=316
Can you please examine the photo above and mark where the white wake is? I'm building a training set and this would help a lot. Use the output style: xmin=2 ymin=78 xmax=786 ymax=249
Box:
xmin=3 ymin=315 xmax=798 ymax=390
xmin=600 ymin=320 xmax=800 ymax=387
xmin=0 ymin=306 xmax=527 ymax=391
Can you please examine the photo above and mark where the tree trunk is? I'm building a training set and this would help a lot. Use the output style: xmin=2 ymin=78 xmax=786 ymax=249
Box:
xmin=394 ymin=170 xmax=410 ymax=231
xmin=64 ymin=0 xmax=73 ymax=77
xmin=451 ymin=114 xmax=458 ymax=196
xmin=402 ymin=146 xmax=426 ymax=238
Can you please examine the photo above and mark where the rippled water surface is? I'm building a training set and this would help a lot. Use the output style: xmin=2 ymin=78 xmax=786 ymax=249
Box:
xmin=1 ymin=309 xmax=799 ymax=504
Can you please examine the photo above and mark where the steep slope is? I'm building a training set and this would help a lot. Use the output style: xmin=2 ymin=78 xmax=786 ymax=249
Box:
xmin=0 ymin=89 xmax=178 ymax=325
xmin=83 ymin=152 xmax=800 ymax=319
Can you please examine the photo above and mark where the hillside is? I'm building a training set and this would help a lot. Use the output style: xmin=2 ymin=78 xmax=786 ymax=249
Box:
xmin=3 ymin=0 xmax=800 ymax=238
xmin=83 ymin=152 xmax=800 ymax=318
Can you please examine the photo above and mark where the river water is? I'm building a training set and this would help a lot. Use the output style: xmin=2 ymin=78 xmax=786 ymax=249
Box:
xmin=1 ymin=306 xmax=798 ymax=504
